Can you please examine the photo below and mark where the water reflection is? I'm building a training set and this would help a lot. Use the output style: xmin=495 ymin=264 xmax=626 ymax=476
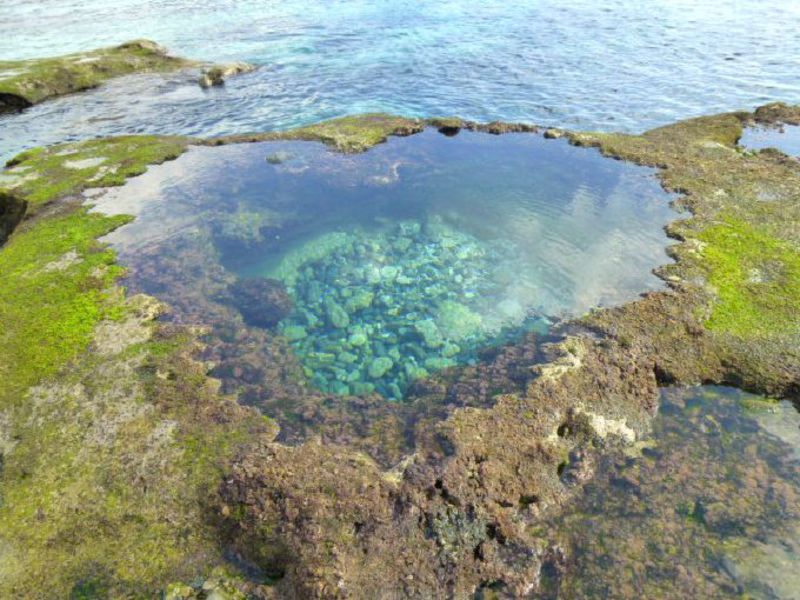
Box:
xmin=93 ymin=130 xmax=674 ymax=401
xmin=740 ymin=125 xmax=800 ymax=157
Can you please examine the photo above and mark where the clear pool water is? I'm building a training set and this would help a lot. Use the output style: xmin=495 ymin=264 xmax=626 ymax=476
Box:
xmin=2 ymin=0 xmax=800 ymax=162
xmin=91 ymin=129 xmax=674 ymax=400
xmin=548 ymin=386 xmax=800 ymax=599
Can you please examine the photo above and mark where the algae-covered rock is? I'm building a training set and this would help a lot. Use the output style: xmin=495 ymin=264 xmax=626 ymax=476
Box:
xmin=0 ymin=40 xmax=196 ymax=111
xmin=325 ymin=298 xmax=350 ymax=328
xmin=283 ymin=325 xmax=308 ymax=341
xmin=212 ymin=209 xmax=280 ymax=248
xmin=345 ymin=289 xmax=374 ymax=312
xmin=368 ymin=356 xmax=394 ymax=378
xmin=266 ymin=150 xmax=296 ymax=164
xmin=208 ymin=113 xmax=426 ymax=153
xmin=414 ymin=318 xmax=444 ymax=349
xmin=348 ymin=326 xmax=369 ymax=347
xmin=435 ymin=300 xmax=484 ymax=341
xmin=269 ymin=231 xmax=354 ymax=285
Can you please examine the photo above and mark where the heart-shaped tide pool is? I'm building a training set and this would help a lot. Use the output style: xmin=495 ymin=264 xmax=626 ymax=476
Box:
xmin=93 ymin=128 xmax=675 ymax=403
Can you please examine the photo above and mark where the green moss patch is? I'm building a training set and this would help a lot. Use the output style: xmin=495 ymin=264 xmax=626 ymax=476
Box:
xmin=3 ymin=135 xmax=189 ymax=214
xmin=698 ymin=217 xmax=800 ymax=337
xmin=0 ymin=208 xmax=130 ymax=409
xmin=0 ymin=312 xmax=270 ymax=597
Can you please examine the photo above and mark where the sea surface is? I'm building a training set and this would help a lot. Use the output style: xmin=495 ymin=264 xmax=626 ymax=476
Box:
xmin=2 ymin=0 xmax=800 ymax=161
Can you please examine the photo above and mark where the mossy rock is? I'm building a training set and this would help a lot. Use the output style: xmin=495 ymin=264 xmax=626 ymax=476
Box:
xmin=0 ymin=40 xmax=196 ymax=111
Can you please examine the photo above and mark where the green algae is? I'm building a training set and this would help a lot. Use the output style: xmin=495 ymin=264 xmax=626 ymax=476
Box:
xmin=0 ymin=310 xmax=269 ymax=597
xmin=208 ymin=113 xmax=425 ymax=153
xmin=4 ymin=134 xmax=190 ymax=214
xmin=0 ymin=208 xmax=131 ymax=409
xmin=0 ymin=204 xmax=270 ymax=595
xmin=698 ymin=216 xmax=800 ymax=336
xmin=0 ymin=133 xmax=191 ymax=403
xmin=0 ymin=39 xmax=195 ymax=110
xmin=0 ymin=132 xmax=266 ymax=597
xmin=571 ymin=106 xmax=800 ymax=395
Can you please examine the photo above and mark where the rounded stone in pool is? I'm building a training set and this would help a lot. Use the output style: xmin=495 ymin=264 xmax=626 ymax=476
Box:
xmin=93 ymin=128 xmax=676 ymax=400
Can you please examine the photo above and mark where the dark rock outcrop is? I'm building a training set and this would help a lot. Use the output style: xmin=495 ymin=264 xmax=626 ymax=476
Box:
xmin=226 ymin=277 xmax=294 ymax=329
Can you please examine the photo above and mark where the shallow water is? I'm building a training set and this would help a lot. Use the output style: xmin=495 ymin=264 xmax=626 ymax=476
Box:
xmin=549 ymin=386 xmax=800 ymax=599
xmin=92 ymin=129 xmax=674 ymax=400
xmin=740 ymin=125 xmax=800 ymax=157
xmin=2 ymin=0 xmax=800 ymax=162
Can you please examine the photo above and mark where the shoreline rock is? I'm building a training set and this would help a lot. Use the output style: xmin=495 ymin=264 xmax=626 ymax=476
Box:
xmin=198 ymin=62 xmax=257 ymax=88
xmin=0 ymin=39 xmax=198 ymax=112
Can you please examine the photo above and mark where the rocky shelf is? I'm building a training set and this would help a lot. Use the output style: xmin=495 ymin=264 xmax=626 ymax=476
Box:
xmin=0 ymin=102 xmax=798 ymax=598
xmin=0 ymin=39 xmax=254 ymax=113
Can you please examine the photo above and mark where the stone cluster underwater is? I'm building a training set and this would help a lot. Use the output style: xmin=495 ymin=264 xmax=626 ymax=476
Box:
xmin=271 ymin=217 xmax=546 ymax=399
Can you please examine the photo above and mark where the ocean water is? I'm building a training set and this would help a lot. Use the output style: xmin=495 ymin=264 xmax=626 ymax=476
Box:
xmin=549 ymin=386 xmax=800 ymax=599
xmin=2 ymin=0 xmax=800 ymax=161
xmin=91 ymin=129 xmax=675 ymax=399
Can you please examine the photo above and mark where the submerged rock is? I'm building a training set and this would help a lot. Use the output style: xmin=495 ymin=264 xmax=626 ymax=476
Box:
xmin=274 ymin=219 xmax=542 ymax=398
xmin=325 ymin=299 xmax=350 ymax=329
xmin=0 ymin=39 xmax=196 ymax=111
xmin=227 ymin=277 xmax=293 ymax=328
xmin=198 ymin=62 xmax=256 ymax=88
xmin=266 ymin=150 xmax=296 ymax=164
xmin=368 ymin=356 xmax=394 ymax=378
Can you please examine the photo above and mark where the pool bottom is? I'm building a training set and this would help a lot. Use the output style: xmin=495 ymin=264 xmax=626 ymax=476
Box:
xmin=269 ymin=218 xmax=550 ymax=400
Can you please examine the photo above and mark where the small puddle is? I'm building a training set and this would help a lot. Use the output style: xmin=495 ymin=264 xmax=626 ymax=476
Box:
xmin=545 ymin=386 xmax=800 ymax=599
xmin=740 ymin=125 xmax=800 ymax=157
xmin=90 ymin=129 xmax=675 ymax=440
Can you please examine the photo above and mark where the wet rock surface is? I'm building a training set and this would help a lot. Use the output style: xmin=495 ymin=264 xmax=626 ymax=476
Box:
xmin=0 ymin=190 xmax=26 ymax=246
xmin=2 ymin=107 xmax=800 ymax=597
xmin=216 ymin=108 xmax=800 ymax=597
xmin=199 ymin=62 xmax=257 ymax=88
xmin=0 ymin=39 xmax=196 ymax=111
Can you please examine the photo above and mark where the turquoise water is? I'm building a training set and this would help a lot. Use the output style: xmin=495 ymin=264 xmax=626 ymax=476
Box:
xmin=92 ymin=129 xmax=674 ymax=399
xmin=2 ymin=1 xmax=800 ymax=161
xmin=549 ymin=386 xmax=800 ymax=599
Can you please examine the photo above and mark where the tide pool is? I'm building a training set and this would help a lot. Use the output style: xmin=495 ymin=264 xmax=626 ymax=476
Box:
xmin=92 ymin=128 xmax=674 ymax=401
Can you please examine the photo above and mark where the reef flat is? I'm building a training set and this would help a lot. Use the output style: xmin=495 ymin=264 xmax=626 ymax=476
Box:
xmin=0 ymin=104 xmax=799 ymax=598
xmin=0 ymin=40 xmax=200 ymax=112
